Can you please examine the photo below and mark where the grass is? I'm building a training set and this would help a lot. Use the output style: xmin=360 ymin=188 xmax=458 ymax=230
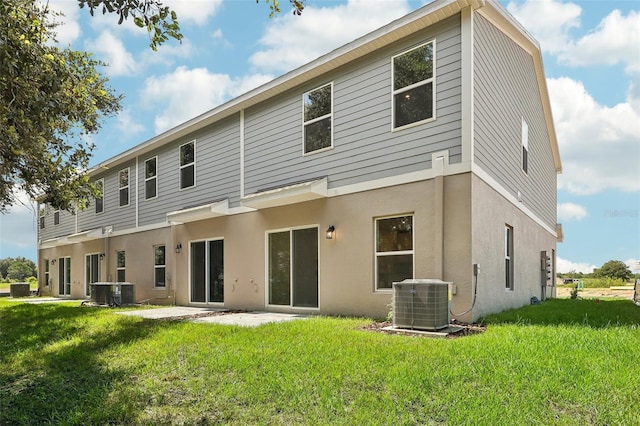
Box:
xmin=0 ymin=298 xmax=638 ymax=425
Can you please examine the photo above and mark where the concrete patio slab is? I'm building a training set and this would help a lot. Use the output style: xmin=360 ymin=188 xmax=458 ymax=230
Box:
xmin=191 ymin=311 xmax=307 ymax=327
xmin=115 ymin=306 xmax=226 ymax=319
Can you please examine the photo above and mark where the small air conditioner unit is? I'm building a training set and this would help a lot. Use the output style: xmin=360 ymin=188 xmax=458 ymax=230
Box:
xmin=90 ymin=282 xmax=136 ymax=306
xmin=393 ymin=279 xmax=451 ymax=331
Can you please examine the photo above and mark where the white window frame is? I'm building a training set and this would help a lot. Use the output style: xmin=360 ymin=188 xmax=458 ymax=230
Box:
xmin=154 ymin=245 xmax=166 ymax=288
xmin=179 ymin=140 xmax=196 ymax=190
xmin=118 ymin=167 xmax=130 ymax=207
xmin=39 ymin=205 xmax=46 ymax=229
xmin=302 ymin=82 xmax=333 ymax=155
xmin=144 ymin=156 xmax=158 ymax=200
xmin=85 ymin=252 xmax=101 ymax=297
xmin=505 ymin=224 xmax=514 ymax=291
xmin=521 ymin=117 xmax=529 ymax=174
xmin=44 ymin=259 xmax=50 ymax=287
xmin=95 ymin=178 xmax=104 ymax=214
xmin=116 ymin=250 xmax=126 ymax=282
xmin=391 ymin=40 xmax=436 ymax=131
xmin=374 ymin=214 xmax=415 ymax=291
xmin=53 ymin=209 xmax=60 ymax=225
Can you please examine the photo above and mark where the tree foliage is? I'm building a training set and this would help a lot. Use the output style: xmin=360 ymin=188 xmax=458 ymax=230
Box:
xmin=0 ymin=0 xmax=121 ymax=212
xmin=595 ymin=260 xmax=632 ymax=282
xmin=0 ymin=257 xmax=36 ymax=280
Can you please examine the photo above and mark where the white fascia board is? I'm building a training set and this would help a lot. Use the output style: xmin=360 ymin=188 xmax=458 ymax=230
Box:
xmin=166 ymin=199 xmax=230 ymax=224
xmin=67 ymin=228 xmax=104 ymax=242
xmin=242 ymin=178 xmax=328 ymax=209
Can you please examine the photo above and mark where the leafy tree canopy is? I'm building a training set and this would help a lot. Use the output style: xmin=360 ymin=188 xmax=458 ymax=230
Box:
xmin=1 ymin=0 xmax=121 ymax=212
xmin=0 ymin=257 xmax=36 ymax=279
xmin=595 ymin=260 xmax=632 ymax=282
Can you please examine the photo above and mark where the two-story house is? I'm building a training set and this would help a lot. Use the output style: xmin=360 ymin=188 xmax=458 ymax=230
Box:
xmin=37 ymin=0 xmax=562 ymax=322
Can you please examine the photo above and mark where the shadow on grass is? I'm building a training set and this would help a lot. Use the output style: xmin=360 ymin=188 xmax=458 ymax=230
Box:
xmin=482 ymin=298 xmax=640 ymax=328
xmin=0 ymin=302 xmax=174 ymax=425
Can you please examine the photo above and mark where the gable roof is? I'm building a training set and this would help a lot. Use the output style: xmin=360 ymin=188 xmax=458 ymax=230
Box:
xmin=90 ymin=0 xmax=561 ymax=175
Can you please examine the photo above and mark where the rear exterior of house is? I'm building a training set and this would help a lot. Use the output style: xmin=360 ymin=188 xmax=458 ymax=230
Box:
xmin=37 ymin=0 xmax=561 ymax=322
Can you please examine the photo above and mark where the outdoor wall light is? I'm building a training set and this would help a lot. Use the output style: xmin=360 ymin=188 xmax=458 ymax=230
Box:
xmin=99 ymin=253 xmax=105 ymax=260
xmin=51 ymin=259 xmax=56 ymax=265
xmin=175 ymin=243 xmax=182 ymax=254
xmin=326 ymin=225 xmax=335 ymax=240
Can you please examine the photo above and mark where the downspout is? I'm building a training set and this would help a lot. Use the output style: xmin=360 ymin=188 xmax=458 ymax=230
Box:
xmin=104 ymin=226 xmax=113 ymax=281
xmin=433 ymin=155 xmax=445 ymax=280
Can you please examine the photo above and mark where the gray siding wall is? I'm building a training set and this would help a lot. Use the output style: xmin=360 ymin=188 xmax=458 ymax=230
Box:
xmin=244 ymin=14 xmax=462 ymax=194
xmin=473 ymin=13 xmax=557 ymax=229
xmin=137 ymin=114 xmax=241 ymax=225
xmin=38 ymin=207 xmax=75 ymax=241
xmin=78 ymin=159 xmax=137 ymax=233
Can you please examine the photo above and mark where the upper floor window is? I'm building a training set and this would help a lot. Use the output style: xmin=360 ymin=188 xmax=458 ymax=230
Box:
xmin=119 ymin=168 xmax=130 ymax=207
xmin=95 ymin=179 xmax=104 ymax=214
xmin=53 ymin=209 xmax=60 ymax=225
xmin=180 ymin=141 xmax=195 ymax=189
xmin=521 ymin=118 xmax=529 ymax=174
xmin=303 ymin=83 xmax=333 ymax=154
xmin=375 ymin=215 xmax=414 ymax=290
xmin=39 ymin=206 xmax=46 ymax=229
xmin=505 ymin=224 xmax=514 ymax=291
xmin=145 ymin=157 xmax=158 ymax=200
xmin=392 ymin=40 xmax=435 ymax=129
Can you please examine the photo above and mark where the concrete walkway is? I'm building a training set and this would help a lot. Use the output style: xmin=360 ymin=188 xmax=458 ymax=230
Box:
xmin=116 ymin=306 xmax=308 ymax=327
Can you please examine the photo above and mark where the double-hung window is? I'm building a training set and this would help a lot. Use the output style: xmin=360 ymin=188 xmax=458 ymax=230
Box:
xmin=180 ymin=141 xmax=195 ymax=189
xmin=392 ymin=41 xmax=435 ymax=129
xmin=303 ymin=83 xmax=333 ymax=154
xmin=53 ymin=209 xmax=60 ymax=225
xmin=505 ymin=225 xmax=514 ymax=290
xmin=39 ymin=206 xmax=46 ymax=229
xmin=116 ymin=250 xmax=126 ymax=282
xmin=145 ymin=157 xmax=157 ymax=200
xmin=521 ymin=118 xmax=529 ymax=174
xmin=154 ymin=245 xmax=166 ymax=288
xmin=375 ymin=215 xmax=414 ymax=290
xmin=95 ymin=179 xmax=104 ymax=214
xmin=119 ymin=168 xmax=129 ymax=207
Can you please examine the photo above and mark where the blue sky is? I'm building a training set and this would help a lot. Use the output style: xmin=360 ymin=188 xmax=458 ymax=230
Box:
xmin=0 ymin=0 xmax=638 ymax=274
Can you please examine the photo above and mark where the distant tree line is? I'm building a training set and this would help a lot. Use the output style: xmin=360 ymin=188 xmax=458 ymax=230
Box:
xmin=0 ymin=257 xmax=37 ymax=282
xmin=557 ymin=259 xmax=638 ymax=282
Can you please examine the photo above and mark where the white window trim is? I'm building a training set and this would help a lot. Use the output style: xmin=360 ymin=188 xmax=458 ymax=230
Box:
xmin=144 ymin=156 xmax=158 ymax=200
xmin=53 ymin=209 xmax=60 ymax=226
xmin=39 ymin=205 xmax=46 ymax=229
xmin=264 ymin=225 xmax=321 ymax=310
xmin=521 ymin=117 xmax=529 ymax=175
xmin=85 ymin=252 xmax=101 ymax=297
xmin=153 ymin=244 xmax=167 ymax=288
xmin=391 ymin=39 xmax=437 ymax=131
xmin=95 ymin=178 xmax=105 ymax=214
xmin=374 ymin=214 xmax=415 ymax=292
xmin=118 ymin=167 xmax=130 ymax=207
xmin=116 ymin=250 xmax=126 ymax=282
xmin=179 ymin=140 xmax=196 ymax=191
xmin=302 ymin=82 xmax=334 ymax=156
xmin=505 ymin=225 xmax=514 ymax=291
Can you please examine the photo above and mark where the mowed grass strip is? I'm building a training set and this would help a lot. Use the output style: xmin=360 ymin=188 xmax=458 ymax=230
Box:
xmin=0 ymin=298 xmax=638 ymax=425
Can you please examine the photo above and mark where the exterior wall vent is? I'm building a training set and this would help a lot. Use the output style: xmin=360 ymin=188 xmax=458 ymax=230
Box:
xmin=392 ymin=279 xmax=450 ymax=331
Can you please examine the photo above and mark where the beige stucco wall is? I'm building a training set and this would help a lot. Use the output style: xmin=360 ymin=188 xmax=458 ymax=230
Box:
xmin=37 ymin=172 xmax=557 ymax=321
xmin=471 ymin=174 xmax=557 ymax=320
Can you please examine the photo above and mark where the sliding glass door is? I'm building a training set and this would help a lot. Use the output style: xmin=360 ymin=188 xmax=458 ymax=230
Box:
xmin=190 ymin=240 xmax=224 ymax=304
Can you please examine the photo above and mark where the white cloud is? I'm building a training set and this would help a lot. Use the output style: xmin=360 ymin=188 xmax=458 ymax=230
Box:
xmin=556 ymin=257 xmax=597 ymax=274
xmin=507 ymin=0 xmax=582 ymax=55
xmin=0 ymin=192 xmax=37 ymax=259
xmin=141 ymin=67 xmax=273 ymax=134
xmin=626 ymin=259 xmax=640 ymax=273
xmin=549 ymin=77 xmax=640 ymax=195
xmin=45 ymin=0 xmax=82 ymax=46
xmin=250 ymin=0 xmax=411 ymax=73
xmin=116 ymin=109 xmax=145 ymax=135
xmin=560 ymin=10 xmax=640 ymax=74
xmin=168 ymin=0 xmax=224 ymax=25
xmin=557 ymin=202 xmax=587 ymax=221
xmin=85 ymin=31 xmax=138 ymax=77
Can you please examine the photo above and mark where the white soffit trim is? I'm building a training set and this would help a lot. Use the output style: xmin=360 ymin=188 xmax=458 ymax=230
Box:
xmin=242 ymin=178 xmax=328 ymax=209
xmin=167 ymin=199 xmax=230 ymax=224
xmin=67 ymin=228 xmax=104 ymax=242
xmin=39 ymin=236 xmax=69 ymax=249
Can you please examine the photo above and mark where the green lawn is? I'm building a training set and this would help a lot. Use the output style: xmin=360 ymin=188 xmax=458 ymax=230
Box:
xmin=1 ymin=298 xmax=638 ymax=425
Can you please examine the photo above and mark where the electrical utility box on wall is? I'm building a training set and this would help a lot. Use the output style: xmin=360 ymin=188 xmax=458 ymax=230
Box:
xmin=392 ymin=279 xmax=451 ymax=331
